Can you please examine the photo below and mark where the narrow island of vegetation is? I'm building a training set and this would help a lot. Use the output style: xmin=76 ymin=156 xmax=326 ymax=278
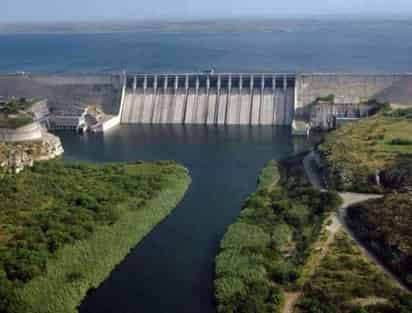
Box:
xmin=214 ymin=157 xmax=341 ymax=313
xmin=0 ymin=160 xmax=191 ymax=313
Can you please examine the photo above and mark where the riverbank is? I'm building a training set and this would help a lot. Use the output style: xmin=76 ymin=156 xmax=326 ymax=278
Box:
xmin=214 ymin=156 xmax=341 ymax=313
xmin=0 ymin=160 xmax=190 ymax=313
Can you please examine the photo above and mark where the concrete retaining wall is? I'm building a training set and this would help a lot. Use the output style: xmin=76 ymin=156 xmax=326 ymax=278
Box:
xmin=295 ymin=73 xmax=412 ymax=119
xmin=296 ymin=74 xmax=412 ymax=107
xmin=0 ymin=74 xmax=123 ymax=115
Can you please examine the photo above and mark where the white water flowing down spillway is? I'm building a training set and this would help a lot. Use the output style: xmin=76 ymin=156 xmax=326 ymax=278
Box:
xmin=120 ymin=73 xmax=296 ymax=126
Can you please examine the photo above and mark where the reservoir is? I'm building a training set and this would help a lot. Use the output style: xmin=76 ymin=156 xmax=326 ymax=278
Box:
xmin=59 ymin=125 xmax=315 ymax=313
xmin=1 ymin=19 xmax=412 ymax=74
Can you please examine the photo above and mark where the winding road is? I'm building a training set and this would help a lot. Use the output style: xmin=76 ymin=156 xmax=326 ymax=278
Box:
xmin=303 ymin=151 xmax=408 ymax=291
xmin=282 ymin=152 xmax=408 ymax=313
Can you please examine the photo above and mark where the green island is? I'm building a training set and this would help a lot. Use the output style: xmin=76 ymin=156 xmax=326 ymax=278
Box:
xmin=214 ymin=157 xmax=341 ymax=313
xmin=0 ymin=160 xmax=191 ymax=313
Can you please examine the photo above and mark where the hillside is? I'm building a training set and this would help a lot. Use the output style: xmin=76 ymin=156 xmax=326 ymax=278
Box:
xmin=318 ymin=108 xmax=412 ymax=300
xmin=347 ymin=193 xmax=412 ymax=289
xmin=319 ymin=110 xmax=412 ymax=192
xmin=297 ymin=230 xmax=412 ymax=313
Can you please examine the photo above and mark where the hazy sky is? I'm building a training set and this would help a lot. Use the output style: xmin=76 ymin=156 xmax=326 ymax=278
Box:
xmin=2 ymin=0 xmax=412 ymax=23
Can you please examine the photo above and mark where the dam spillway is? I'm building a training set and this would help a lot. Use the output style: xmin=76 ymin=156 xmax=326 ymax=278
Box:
xmin=120 ymin=74 xmax=296 ymax=126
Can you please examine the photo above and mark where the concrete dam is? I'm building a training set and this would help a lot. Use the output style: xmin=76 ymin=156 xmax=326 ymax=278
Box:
xmin=2 ymin=72 xmax=412 ymax=129
xmin=121 ymin=74 xmax=296 ymax=125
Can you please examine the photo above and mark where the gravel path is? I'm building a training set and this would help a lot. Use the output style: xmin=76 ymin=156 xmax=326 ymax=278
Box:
xmin=283 ymin=292 xmax=301 ymax=313
xmin=303 ymin=151 xmax=409 ymax=291
xmin=281 ymin=152 xmax=408 ymax=313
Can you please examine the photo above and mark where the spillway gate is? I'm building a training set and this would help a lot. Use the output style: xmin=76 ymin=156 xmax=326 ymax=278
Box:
xmin=120 ymin=73 xmax=296 ymax=126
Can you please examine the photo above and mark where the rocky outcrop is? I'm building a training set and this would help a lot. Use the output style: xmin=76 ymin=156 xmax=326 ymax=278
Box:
xmin=0 ymin=131 xmax=64 ymax=174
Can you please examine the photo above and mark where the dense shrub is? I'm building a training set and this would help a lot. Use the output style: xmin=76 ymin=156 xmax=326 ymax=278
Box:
xmin=0 ymin=160 xmax=190 ymax=313
xmin=298 ymin=232 xmax=411 ymax=313
xmin=221 ymin=223 xmax=270 ymax=251
xmin=284 ymin=204 xmax=310 ymax=228
xmin=347 ymin=192 xmax=412 ymax=289
xmin=380 ymin=156 xmax=412 ymax=191
xmin=388 ymin=138 xmax=412 ymax=146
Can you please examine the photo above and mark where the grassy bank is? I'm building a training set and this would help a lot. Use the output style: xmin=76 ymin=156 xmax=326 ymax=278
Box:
xmin=0 ymin=160 xmax=191 ymax=313
xmin=319 ymin=111 xmax=412 ymax=192
xmin=297 ymin=231 xmax=412 ymax=313
xmin=214 ymin=157 xmax=341 ymax=313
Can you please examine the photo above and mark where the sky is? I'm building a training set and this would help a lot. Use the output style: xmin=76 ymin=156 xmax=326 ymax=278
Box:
xmin=2 ymin=0 xmax=412 ymax=23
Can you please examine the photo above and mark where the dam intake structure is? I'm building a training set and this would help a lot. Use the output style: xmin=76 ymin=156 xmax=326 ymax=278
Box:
xmin=121 ymin=73 xmax=296 ymax=126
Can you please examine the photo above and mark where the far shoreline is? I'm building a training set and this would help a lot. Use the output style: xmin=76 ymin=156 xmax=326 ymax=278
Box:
xmin=1 ymin=16 xmax=412 ymax=36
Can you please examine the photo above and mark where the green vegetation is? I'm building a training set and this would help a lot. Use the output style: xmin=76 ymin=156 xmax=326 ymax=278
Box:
xmin=315 ymin=94 xmax=335 ymax=103
xmin=387 ymin=138 xmax=412 ymax=146
xmin=0 ymin=114 xmax=33 ymax=129
xmin=257 ymin=159 xmax=280 ymax=189
xmin=314 ymin=108 xmax=412 ymax=312
xmin=384 ymin=108 xmax=412 ymax=119
xmin=347 ymin=193 xmax=412 ymax=289
xmin=319 ymin=112 xmax=412 ymax=192
xmin=0 ymin=160 xmax=190 ymax=313
xmin=0 ymin=98 xmax=32 ymax=115
xmin=297 ymin=231 xmax=412 ymax=313
xmin=0 ymin=98 xmax=34 ymax=129
xmin=214 ymin=157 xmax=341 ymax=313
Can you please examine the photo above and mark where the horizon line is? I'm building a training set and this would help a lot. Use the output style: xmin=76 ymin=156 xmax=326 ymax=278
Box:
xmin=2 ymin=13 xmax=412 ymax=25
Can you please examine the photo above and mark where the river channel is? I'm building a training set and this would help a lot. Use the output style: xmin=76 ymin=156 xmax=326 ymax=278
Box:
xmin=59 ymin=125 xmax=315 ymax=313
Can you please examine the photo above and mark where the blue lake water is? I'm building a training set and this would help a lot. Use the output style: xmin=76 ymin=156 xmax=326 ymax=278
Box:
xmin=1 ymin=20 xmax=412 ymax=74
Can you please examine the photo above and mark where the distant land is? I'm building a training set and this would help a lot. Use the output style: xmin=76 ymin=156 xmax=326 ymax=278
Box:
xmin=1 ymin=17 xmax=412 ymax=34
